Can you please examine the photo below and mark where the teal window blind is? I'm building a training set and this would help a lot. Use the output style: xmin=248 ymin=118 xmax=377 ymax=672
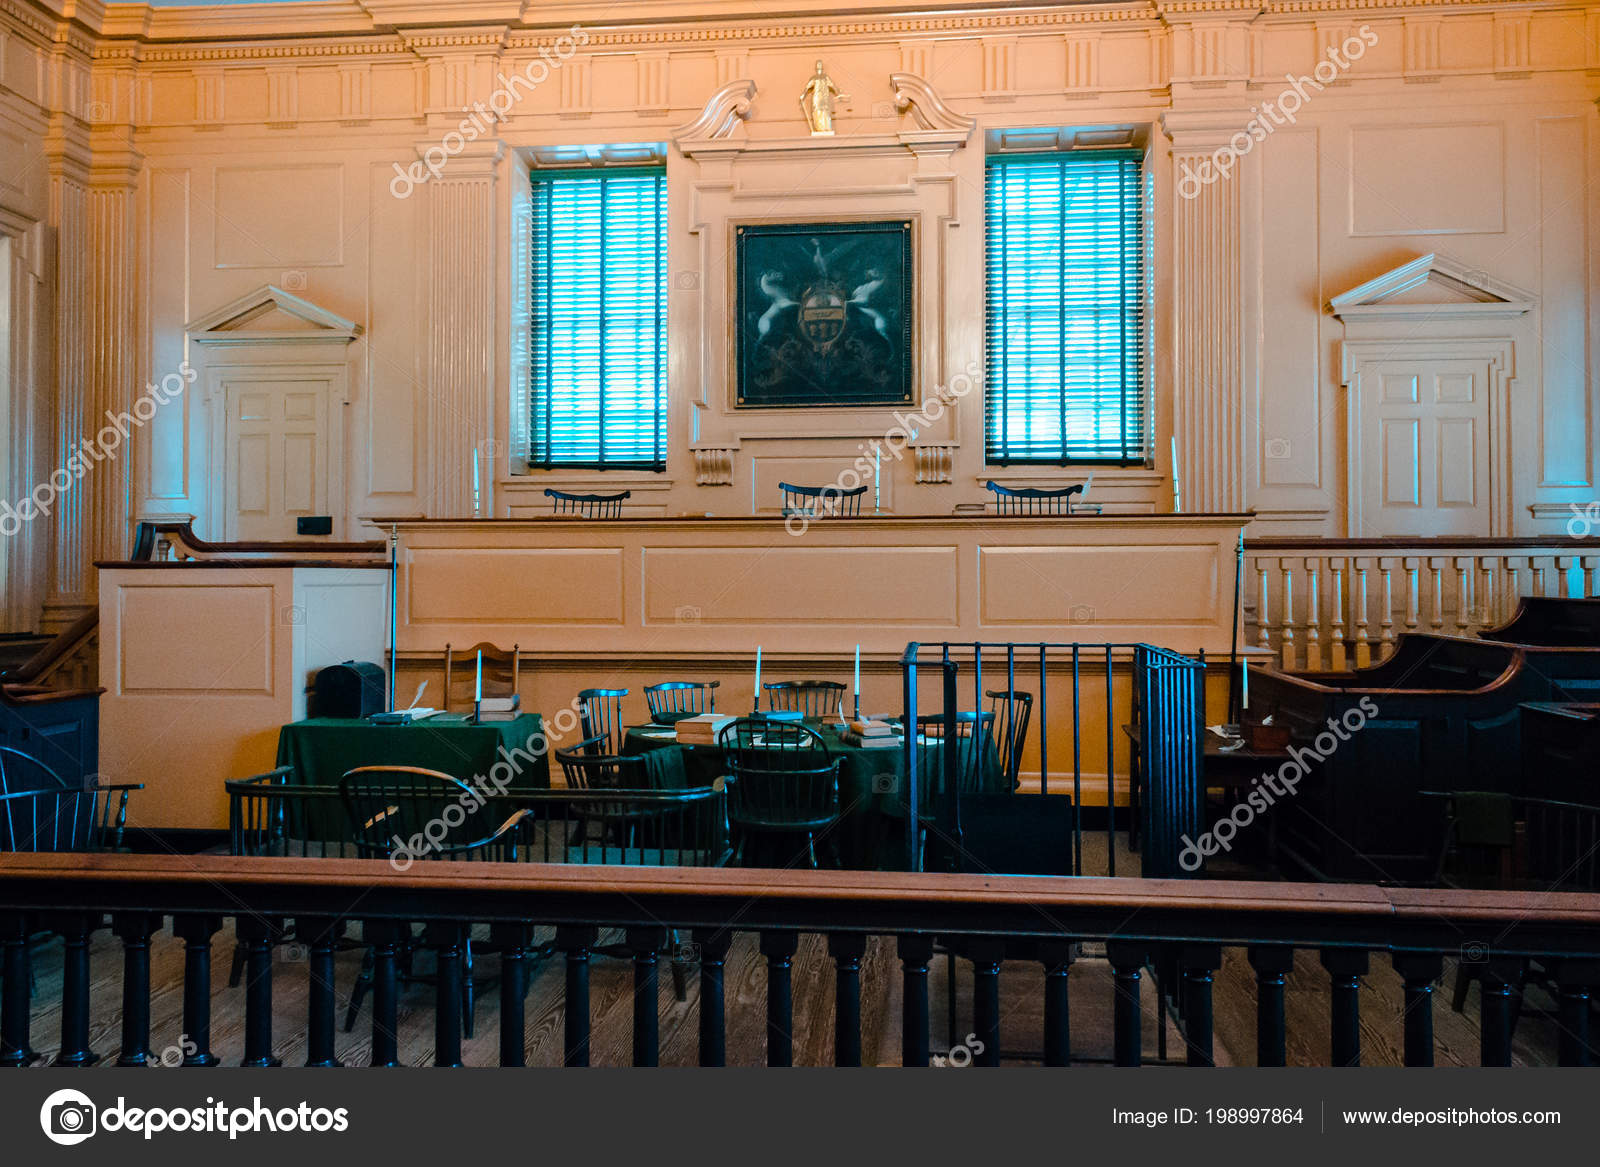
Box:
xmin=529 ymin=167 xmax=667 ymax=469
xmin=984 ymin=151 xmax=1147 ymax=465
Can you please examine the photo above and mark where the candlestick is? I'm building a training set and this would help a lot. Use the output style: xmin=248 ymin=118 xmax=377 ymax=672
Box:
xmin=1170 ymin=436 xmax=1182 ymax=513
xmin=853 ymin=643 xmax=861 ymax=719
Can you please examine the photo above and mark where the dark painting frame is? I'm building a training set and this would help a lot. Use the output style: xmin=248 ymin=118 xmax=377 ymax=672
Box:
xmin=733 ymin=219 xmax=914 ymax=408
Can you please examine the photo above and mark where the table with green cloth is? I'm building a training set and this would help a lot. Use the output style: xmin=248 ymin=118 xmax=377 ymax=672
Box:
xmin=276 ymin=712 xmax=550 ymax=790
xmin=621 ymin=720 xmax=1002 ymax=870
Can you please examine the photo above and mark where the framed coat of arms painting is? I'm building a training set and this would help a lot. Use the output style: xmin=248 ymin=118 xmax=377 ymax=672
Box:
xmin=733 ymin=219 xmax=914 ymax=408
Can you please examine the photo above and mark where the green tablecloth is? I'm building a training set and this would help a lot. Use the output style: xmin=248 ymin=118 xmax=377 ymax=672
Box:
xmin=276 ymin=712 xmax=550 ymax=790
xmin=622 ymin=720 xmax=1001 ymax=869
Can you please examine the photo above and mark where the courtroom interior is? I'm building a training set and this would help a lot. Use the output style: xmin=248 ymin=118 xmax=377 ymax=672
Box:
xmin=0 ymin=0 xmax=1598 ymax=1074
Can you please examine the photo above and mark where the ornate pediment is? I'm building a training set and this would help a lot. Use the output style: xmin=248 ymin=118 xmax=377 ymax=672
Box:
xmin=185 ymin=284 xmax=362 ymax=345
xmin=1328 ymin=254 xmax=1535 ymax=321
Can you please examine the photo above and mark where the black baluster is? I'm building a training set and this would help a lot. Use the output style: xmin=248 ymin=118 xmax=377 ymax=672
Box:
xmin=171 ymin=915 xmax=220 ymax=1066
xmin=1248 ymin=945 xmax=1293 ymax=1068
xmin=1106 ymin=940 xmax=1147 ymax=1067
xmin=1321 ymin=948 xmax=1367 ymax=1067
xmin=628 ymin=926 xmax=665 ymax=1067
xmin=1181 ymin=944 xmax=1221 ymax=1067
xmin=694 ymin=929 xmax=732 ymax=1067
xmin=761 ymin=931 xmax=798 ymax=1067
xmin=1479 ymin=957 xmax=1518 ymax=1068
xmin=1040 ymin=940 xmax=1074 ymax=1067
xmin=968 ymin=939 xmax=1004 ymax=1067
xmin=1553 ymin=959 xmax=1599 ymax=1067
xmin=898 ymin=934 xmax=934 ymax=1067
xmin=299 ymin=917 xmax=342 ymax=1068
xmin=433 ymin=923 xmax=464 ymax=1067
xmin=111 ymin=913 xmax=160 ymax=1067
xmin=46 ymin=911 xmax=103 ymax=1067
xmin=1391 ymin=952 xmax=1442 ymax=1068
xmin=365 ymin=921 xmax=403 ymax=1067
xmin=1 ymin=911 xmax=38 ymax=1067
xmin=557 ymin=925 xmax=596 ymax=1067
xmin=829 ymin=933 xmax=866 ymax=1067
xmin=492 ymin=923 xmax=533 ymax=1068
xmin=236 ymin=916 xmax=282 ymax=1067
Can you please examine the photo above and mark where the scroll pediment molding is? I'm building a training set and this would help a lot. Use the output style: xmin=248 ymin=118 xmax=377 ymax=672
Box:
xmin=889 ymin=73 xmax=975 ymax=135
xmin=185 ymin=284 xmax=363 ymax=345
xmin=674 ymin=79 xmax=757 ymax=152
xmin=1328 ymin=253 xmax=1536 ymax=321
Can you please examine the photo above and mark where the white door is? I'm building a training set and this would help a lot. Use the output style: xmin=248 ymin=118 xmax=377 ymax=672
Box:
xmin=1352 ymin=357 xmax=1494 ymax=538
xmin=224 ymin=378 xmax=331 ymax=540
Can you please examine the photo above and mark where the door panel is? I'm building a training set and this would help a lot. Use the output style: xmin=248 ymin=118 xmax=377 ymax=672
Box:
xmin=224 ymin=378 xmax=331 ymax=540
xmin=1357 ymin=358 xmax=1492 ymax=537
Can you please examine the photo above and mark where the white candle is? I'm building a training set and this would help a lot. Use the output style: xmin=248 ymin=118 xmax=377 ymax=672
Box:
xmin=473 ymin=448 xmax=482 ymax=517
xmin=854 ymin=644 xmax=861 ymax=698
xmin=1170 ymin=436 xmax=1181 ymax=512
xmin=755 ymin=646 xmax=762 ymax=699
xmin=874 ymin=447 xmax=882 ymax=512
xmin=474 ymin=649 xmax=483 ymax=704
xmin=1242 ymin=657 xmax=1249 ymax=710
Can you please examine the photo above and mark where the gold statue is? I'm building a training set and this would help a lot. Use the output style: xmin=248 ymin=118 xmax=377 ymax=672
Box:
xmin=800 ymin=60 xmax=848 ymax=136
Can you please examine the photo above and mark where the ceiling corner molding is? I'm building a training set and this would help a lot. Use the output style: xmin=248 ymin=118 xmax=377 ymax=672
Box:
xmin=673 ymin=79 xmax=756 ymax=153
xmin=1328 ymin=252 xmax=1537 ymax=321
xmin=185 ymin=283 xmax=363 ymax=345
xmin=889 ymin=73 xmax=975 ymax=135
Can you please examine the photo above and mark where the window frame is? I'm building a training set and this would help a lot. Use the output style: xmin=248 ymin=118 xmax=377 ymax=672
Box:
xmin=526 ymin=163 xmax=669 ymax=473
xmin=983 ymin=147 xmax=1151 ymax=468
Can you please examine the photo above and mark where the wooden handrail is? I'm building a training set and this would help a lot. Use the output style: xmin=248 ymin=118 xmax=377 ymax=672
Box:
xmin=1246 ymin=535 xmax=1594 ymax=551
xmin=131 ymin=518 xmax=383 ymax=560
xmin=0 ymin=608 xmax=97 ymax=684
xmin=2 ymin=852 xmax=1598 ymax=949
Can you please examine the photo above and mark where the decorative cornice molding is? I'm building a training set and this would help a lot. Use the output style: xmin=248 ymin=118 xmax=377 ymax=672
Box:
xmin=673 ymin=78 xmax=755 ymax=148
xmin=1328 ymin=252 xmax=1537 ymax=319
xmin=889 ymin=72 xmax=975 ymax=133
xmin=185 ymin=283 xmax=363 ymax=344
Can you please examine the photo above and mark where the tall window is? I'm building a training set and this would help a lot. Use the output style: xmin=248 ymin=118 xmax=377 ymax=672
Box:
xmin=529 ymin=167 xmax=666 ymax=469
xmin=984 ymin=150 xmax=1147 ymax=465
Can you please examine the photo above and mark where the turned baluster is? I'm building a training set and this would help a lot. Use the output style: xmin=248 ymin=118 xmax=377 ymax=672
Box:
xmin=1303 ymin=558 xmax=1323 ymax=671
xmin=1278 ymin=560 xmax=1297 ymax=670
xmin=1352 ymin=559 xmax=1372 ymax=669
xmin=1556 ymin=555 xmax=1574 ymax=599
xmin=1584 ymin=555 xmax=1599 ymax=601
xmin=1532 ymin=555 xmax=1549 ymax=598
xmin=1478 ymin=557 xmax=1498 ymax=629
xmin=1256 ymin=560 xmax=1272 ymax=653
xmin=1505 ymin=557 xmax=1525 ymax=617
xmin=1455 ymin=558 xmax=1472 ymax=635
xmin=1329 ymin=558 xmax=1347 ymax=671
xmin=1403 ymin=558 xmax=1422 ymax=640
xmin=1427 ymin=557 xmax=1446 ymax=635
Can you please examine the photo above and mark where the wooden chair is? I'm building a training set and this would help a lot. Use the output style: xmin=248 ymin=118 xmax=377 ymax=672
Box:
xmin=985 ymin=480 xmax=1084 ymax=515
xmin=985 ymin=689 xmax=1033 ymax=791
xmin=577 ymin=688 xmax=629 ymax=755
xmin=763 ymin=679 xmax=848 ymax=719
xmin=645 ymin=680 xmax=719 ymax=722
xmin=779 ymin=482 xmax=867 ymax=518
xmin=718 ymin=718 xmax=842 ymax=868
xmin=554 ymin=741 xmax=651 ymax=791
xmin=544 ymin=488 xmax=630 ymax=518
xmin=338 ymin=765 xmax=531 ymax=1037
xmin=0 ymin=747 xmax=139 ymax=853
xmin=442 ymin=642 xmax=521 ymax=712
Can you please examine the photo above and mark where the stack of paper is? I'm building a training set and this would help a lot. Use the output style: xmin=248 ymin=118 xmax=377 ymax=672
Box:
xmin=676 ymin=713 xmax=736 ymax=746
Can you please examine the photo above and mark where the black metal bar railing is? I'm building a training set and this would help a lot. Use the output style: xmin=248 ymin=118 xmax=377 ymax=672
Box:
xmin=898 ymin=641 xmax=1204 ymax=878
xmin=2 ymin=853 xmax=1600 ymax=1068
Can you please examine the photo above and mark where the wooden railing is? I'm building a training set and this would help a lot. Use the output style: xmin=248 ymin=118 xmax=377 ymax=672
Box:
xmin=1245 ymin=537 xmax=1598 ymax=671
xmin=0 ymin=609 xmax=98 ymax=692
xmin=2 ymin=853 xmax=1598 ymax=1067
xmin=130 ymin=519 xmax=384 ymax=562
